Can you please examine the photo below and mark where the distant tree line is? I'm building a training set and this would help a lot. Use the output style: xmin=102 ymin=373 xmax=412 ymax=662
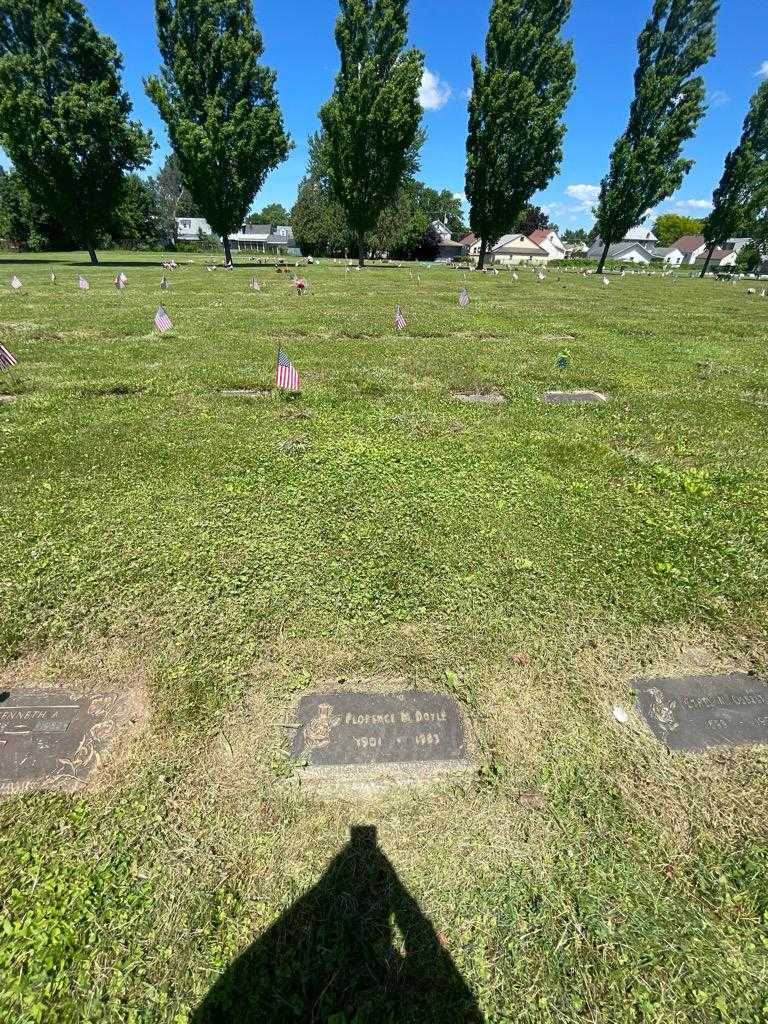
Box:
xmin=0 ymin=0 xmax=764 ymax=271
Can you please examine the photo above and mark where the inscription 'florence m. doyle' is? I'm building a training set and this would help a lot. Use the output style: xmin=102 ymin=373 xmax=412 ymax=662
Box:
xmin=290 ymin=692 xmax=466 ymax=767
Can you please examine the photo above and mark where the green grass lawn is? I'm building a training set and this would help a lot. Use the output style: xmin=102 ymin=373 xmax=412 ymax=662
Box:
xmin=1 ymin=251 xmax=767 ymax=1024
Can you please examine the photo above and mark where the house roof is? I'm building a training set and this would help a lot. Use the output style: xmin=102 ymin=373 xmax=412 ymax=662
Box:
xmin=694 ymin=247 xmax=730 ymax=263
xmin=459 ymin=232 xmax=476 ymax=247
xmin=672 ymin=234 xmax=707 ymax=253
xmin=491 ymin=233 xmax=547 ymax=254
xmin=725 ymin=237 xmax=752 ymax=252
xmin=528 ymin=229 xmax=551 ymax=245
xmin=587 ymin=240 xmax=655 ymax=260
xmin=624 ymin=225 xmax=658 ymax=243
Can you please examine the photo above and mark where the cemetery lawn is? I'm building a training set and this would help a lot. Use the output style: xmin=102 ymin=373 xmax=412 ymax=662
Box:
xmin=1 ymin=251 xmax=767 ymax=1024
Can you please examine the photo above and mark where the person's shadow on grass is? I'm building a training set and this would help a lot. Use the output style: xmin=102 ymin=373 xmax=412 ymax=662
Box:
xmin=191 ymin=824 xmax=485 ymax=1024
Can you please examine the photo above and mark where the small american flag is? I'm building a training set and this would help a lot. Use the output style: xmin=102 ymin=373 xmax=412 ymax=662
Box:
xmin=250 ymin=276 xmax=261 ymax=291
xmin=50 ymin=271 xmax=56 ymax=284
xmin=115 ymin=272 xmax=127 ymax=290
xmin=154 ymin=305 xmax=173 ymax=333
xmin=0 ymin=343 xmax=18 ymax=371
xmin=276 ymin=348 xmax=300 ymax=391
xmin=459 ymin=288 xmax=470 ymax=307
xmin=394 ymin=306 xmax=407 ymax=331
xmin=160 ymin=275 xmax=169 ymax=290
xmin=78 ymin=275 xmax=90 ymax=291
xmin=10 ymin=275 xmax=22 ymax=291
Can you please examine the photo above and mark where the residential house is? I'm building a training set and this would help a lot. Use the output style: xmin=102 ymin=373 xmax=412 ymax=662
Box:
xmin=228 ymin=224 xmax=272 ymax=251
xmin=528 ymin=229 xmax=566 ymax=262
xmin=622 ymin=225 xmax=659 ymax=245
xmin=585 ymin=240 xmax=656 ymax=264
xmin=469 ymin=233 xmax=548 ymax=265
xmin=671 ymin=235 xmax=709 ymax=265
xmin=176 ymin=217 xmax=215 ymax=242
xmin=648 ymin=246 xmax=685 ymax=266
xmin=428 ymin=220 xmax=464 ymax=260
xmin=458 ymin=232 xmax=477 ymax=255
xmin=693 ymin=246 xmax=735 ymax=270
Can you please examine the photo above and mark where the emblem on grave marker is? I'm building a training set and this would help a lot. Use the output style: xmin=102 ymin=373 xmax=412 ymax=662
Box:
xmin=300 ymin=703 xmax=341 ymax=754
xmin=647 ymin=687 xmax=678 ymax=735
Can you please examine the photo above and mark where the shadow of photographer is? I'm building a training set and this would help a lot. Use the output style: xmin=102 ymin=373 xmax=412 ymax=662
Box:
xmin=192 ymin=824 xmax=485 ymax=1023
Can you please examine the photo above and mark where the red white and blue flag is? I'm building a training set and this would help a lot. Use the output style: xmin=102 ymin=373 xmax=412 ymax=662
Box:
xmin=459 ymin=288 xmax=470 ymax=307
xmin=115 ymin=272 xmax=127 ymax=290
xmin=10 ymin=275 xmax=22 ymax=291
xmin=154 ymin=306 xmax=173 ymax=333
xmin=276 ymin=348 xmax=300 ymax=391
xmin=160 ymin=275 xmax=169 ymax=290
xmin=395 ymin=306 xmax=407 ymax=331
xmin=78 ymin=275 xmax=90 ymax=291
xmin=250 ymin=276 xmax=261 ymax=291
xmin=0 ymin=343 xmax=18 ymax=371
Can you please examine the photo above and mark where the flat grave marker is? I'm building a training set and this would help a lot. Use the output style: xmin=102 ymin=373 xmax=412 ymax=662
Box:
xmin=0 ymin=689 xmax=124 ymax=797
xmin=452 ymin=390 xmax=507 ymax=405
xmin=288 ymin=691 xmax=471 ymax=783
xmin=542 ymin=390 xmax=607 ymax=405
xmin=632 ymin=673 xmax=768 ymax=752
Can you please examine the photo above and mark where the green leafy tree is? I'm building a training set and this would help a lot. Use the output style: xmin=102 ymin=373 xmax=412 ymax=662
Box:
xmin=514 ymin=204 xmax=551 ymax=237
xmin=112 ymin=175 xmax=162 ymax=249
xmin=146 ymin=0 xmax=291 ymax=265
xmin=320 ymin=0 xmax=424 ymax=266
xmin=0 ymin=167 xmax=74 ymax=249
xmin=0 ymin=0 xmax=152 ymax=264
xmin=653 ymin=212 xmax=704 ymax=246
xmin=735 ymin=241 xmax=761 ymax=274
xmin=291 ymin=178 xmax=350 ymax=256
xmin=407 ymin=184 xmax=466 ymax=238
xmin=700 ymin=80 xmax=768 ymax=276
xmin=562 ymin=227 xmax=587 ymax=244
xmin=151 ymin=153 xmax=199 ymax=245
xmin=249 ymin=202 xmax=290 ymax=225
xmin=465 ymin=0 xmax=574 ymax=269
xmin=594 ymin=0 xmax=718 ymax=273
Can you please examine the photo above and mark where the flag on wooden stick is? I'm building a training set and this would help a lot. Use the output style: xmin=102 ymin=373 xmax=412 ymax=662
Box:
xmin=276 ymin=348 xmax=300 ymax=391
xmin=249 ymin=276 xmax=261 ymax=291
xmin=395 ymin=306 xmax=407 ymax=331
xmin=78 ymin=275 xmax=90 ymax=291
xmin=10 ymin=275 xmax=22 ymax=291
xmin=160 ymin=275 xmax=169 ymax=290
xmin=50 ymin=271 xmax=56 ymax=284
xmin=115 ymin=272 xmax=128 ymax=290
xmin=0 ymin=343 xmax=18 ymax=371
xmin=154 ymin=306 xmax=173 ymax=333
xmin=459 ymin=287 xmax=470 ymax=308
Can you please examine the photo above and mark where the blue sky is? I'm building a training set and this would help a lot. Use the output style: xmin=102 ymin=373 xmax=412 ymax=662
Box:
xmin=82 ymin=0 xmax=767 ymax=228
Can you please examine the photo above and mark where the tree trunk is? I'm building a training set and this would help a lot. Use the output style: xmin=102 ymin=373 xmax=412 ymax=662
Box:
xmin=222 ymin=236 xmax=233 ymax=265
xmin=699 ymin=243 xmax=715 ymax=279
xmin=596 ymin=240 xmax=611 ymax=275
xmin=87 ymin=243 xmax=98 ymax=265
xmin=477 ymin=238 xmax=488 ymax=271
xmin=357 ymin=235 xmax=365 ymax=268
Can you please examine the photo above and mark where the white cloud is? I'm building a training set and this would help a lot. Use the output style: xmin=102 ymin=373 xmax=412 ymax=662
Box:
xmin=757 ymin=61 xmax=768 ymax=79
xmin=708 ymin=89 xmax=729 ymax=108
xmin=418 ymin=68 xmax=452 ymax=111
xmin=565 ymin=184 xmax=600 ymax=212
xmin=674 ymin=198 xmax=714 ymax=212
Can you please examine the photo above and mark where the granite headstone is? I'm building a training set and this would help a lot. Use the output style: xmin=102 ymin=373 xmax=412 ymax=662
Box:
xmin=289 ymin=691 xmax=467 ymax=768
xmin=0 ymin=689 xmax=123 ymax=796
xmin=632 ymin=673 xmax=768 ymax=752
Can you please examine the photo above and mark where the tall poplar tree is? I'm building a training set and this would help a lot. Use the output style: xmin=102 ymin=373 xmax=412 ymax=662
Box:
xmin=465 ymin=0 xmax=574 ymax=270
xmin=0 ymin=0 xmax=152 ymax=264
xmin=320 ymin=0 xmax=424 ymax=267
xmin=146 ymin=0 xmax=291 ymax=265
xmin=594 ymin=0 xmax=718 ymax=274
xmin=699 ymin=80 xmax=768 ymax=276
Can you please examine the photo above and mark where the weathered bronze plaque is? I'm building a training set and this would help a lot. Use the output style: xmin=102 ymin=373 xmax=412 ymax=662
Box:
xmin=542 ymin=390 xmax=607 ymax=404
xmin=289 ymin=691 xmax=467 ymax=767
xmin=632 ymin=673 xmax=768 ymax=752
xmin=0 ymin=690 xmax=123 ymax=796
